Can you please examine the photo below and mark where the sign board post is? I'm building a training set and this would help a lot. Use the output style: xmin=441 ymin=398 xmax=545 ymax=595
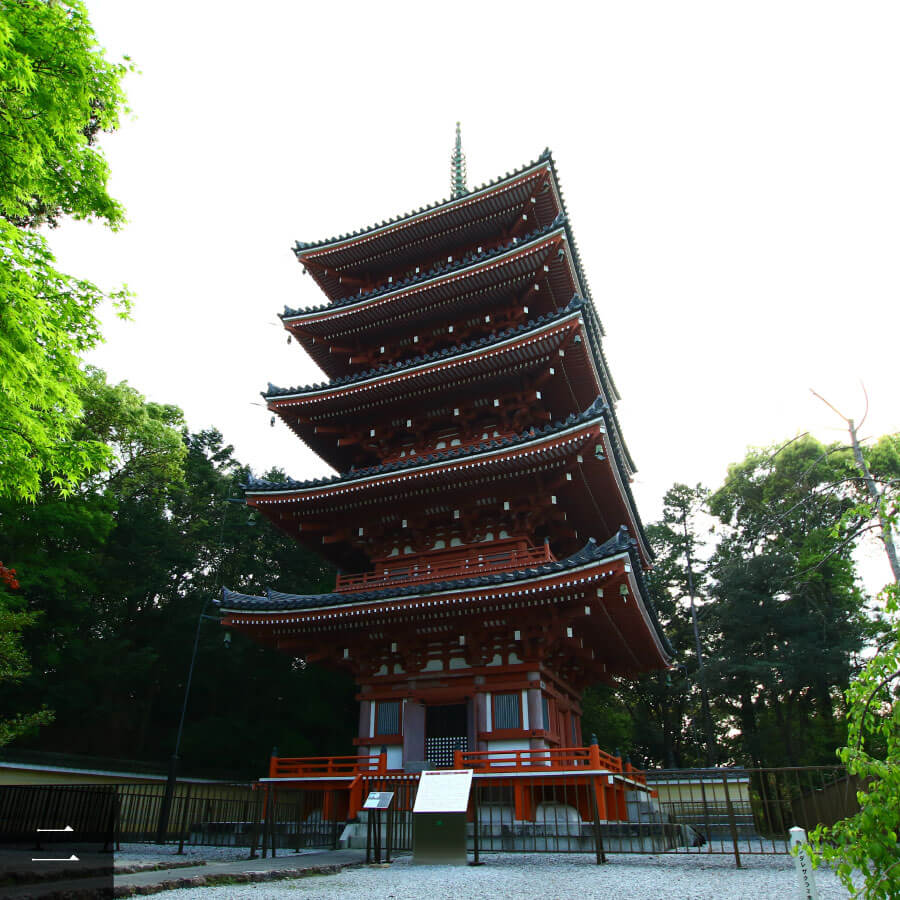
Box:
xmin=363 ymin=791 xmax=395 ymax=864
xmin=789 ymin=827 xmax=820 ymax=900
xmin=412 ymin=770 xmax=473 ymax=865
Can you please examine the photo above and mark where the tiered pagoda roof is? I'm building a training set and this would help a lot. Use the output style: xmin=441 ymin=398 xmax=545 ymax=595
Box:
xmin=221 ymin=529 xmax=672 ymax=679
xmin=265 ymin=297 xmax=631 ymax=475
xmin=292 ymin=151 xmax=584 ymax=300
xmin=226 ymin=145 xmax=671 ymax=691
xmin=245 ymin=396 xmax=650 ymax=568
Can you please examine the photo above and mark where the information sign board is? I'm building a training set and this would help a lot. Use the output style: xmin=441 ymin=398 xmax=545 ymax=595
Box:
xmin=413 ymin=769 xmax=473 ymax=813
xmin=363 ymin=791 xmax=395 ymax=810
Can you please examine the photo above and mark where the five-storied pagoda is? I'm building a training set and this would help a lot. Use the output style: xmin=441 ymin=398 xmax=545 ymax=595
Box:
xmin=221 ymin=130 xmax=672 ymax=771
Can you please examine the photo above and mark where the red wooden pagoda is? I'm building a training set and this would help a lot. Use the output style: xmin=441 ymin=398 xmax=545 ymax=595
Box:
xmin=221 ymin=139 xmax=672 ymax=779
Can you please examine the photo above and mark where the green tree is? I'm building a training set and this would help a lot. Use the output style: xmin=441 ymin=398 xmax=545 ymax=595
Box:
xmin=582 ymin=484 xmax=712 ymax=769
xmin=706 ymin=436 xmax=875 ymax=766
xmin=808 ymin=584 xmax=900 ymax=899
xmin=0 ymin=0 xmax=132 ymax=501
xmin=0 ymin=0 xmax=129 ymax=228
xmin=1 ymin=372 xmax=356 ymax=775
xmin=0 ymin=561 xmax=52 ymax=746
xmin=0 ymin=370 xmax=187 ymax=753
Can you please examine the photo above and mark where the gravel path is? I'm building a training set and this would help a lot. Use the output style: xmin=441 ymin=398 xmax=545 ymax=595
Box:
xmin=150 ymin=851 xmax=852 ymax=899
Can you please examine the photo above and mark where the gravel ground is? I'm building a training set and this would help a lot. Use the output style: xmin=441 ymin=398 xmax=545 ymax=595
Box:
xmin=115 ymin=843 xmax=318 ymax=864
xmin=150 ymin=851 xmax=852 ymax=899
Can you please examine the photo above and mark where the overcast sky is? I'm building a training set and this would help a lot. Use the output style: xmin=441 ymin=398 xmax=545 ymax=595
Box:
xmin=48 ymin=1 xmax=899 ymax=587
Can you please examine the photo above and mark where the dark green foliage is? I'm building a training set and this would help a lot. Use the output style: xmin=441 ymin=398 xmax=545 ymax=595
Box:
xmin=583 ymin=485 xmax=714 ymax=769
xmin=0 ymin=371 xmax=355 ymax=777
xmin=586 ymin=435 xmax=889 ymax=770
xmin=706 ymin=436 xmax=876 ymax=767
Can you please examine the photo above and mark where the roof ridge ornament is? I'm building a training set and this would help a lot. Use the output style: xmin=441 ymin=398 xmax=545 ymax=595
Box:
xmin=450 ymin=122 xmax=468 ymax=199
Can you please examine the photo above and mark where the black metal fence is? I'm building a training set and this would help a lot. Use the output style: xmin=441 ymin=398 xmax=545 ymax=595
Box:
xmin=0 ymin=782 xmax=345 ymax=858
xmin=639 ymin=766 xmax=861 ymax=865
xmin=1 ymin=766 xmax=862 ymax=867
xmin=0 ymin=784 xmax=119 ymax=846
xmin=464 ymin=766 xmax=860 ymax=866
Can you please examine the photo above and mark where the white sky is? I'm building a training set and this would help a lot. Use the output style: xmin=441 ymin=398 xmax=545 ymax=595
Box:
xmin=48 ymin=1 xmax=899 ymax=588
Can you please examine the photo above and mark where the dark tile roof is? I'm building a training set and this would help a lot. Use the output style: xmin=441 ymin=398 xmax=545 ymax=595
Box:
xmin=220 ymin=527 xmax=673 ymax=657
xmin=293 ymin=150 xmax=553 ymax=254
xmin=265 ymin=296 xmax=588 ymax=399
xmin=243 ymin=395 xmax=609 ymax=493
xmin=248 ymin=387 xmax=649 ymax=559
xmin=283 ymin=215 xmax=567 ymax=318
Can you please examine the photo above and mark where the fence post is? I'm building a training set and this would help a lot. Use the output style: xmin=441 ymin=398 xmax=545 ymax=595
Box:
xmin=721 ymin=774 xmax=742 ymax=868
xmin=177 ymin=782 xmax=193 ymax=855
xmin=374 ymin=809 xmax=381 ymax=863
xmin=260 ymin=788 xmax=270 ymax=859
xmin=332 ymin=790 xmax=340 ymax=850
xmin=698 ymin=774 xmax=713 ymax=853
xmin=386 ymin=804 xmax=393 ymax=864
xmin=589 ymin=776 xmax=607 ymax=865
xmin=271 ymin=788 xmax=278 ymax=859
xmin=248 ymin=789 xmax=262 ymax=860
xmin=155 ymin=756 xmax=179 ymax=844
xmin=472 ymin=785 xmax=480 ymax=865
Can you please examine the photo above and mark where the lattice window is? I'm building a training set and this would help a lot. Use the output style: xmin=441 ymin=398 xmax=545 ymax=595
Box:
xmin=376 ymin=701 xmax=401 ymax=736
xmin=493 ymin=693 xmax=521 ymax=730
xmin=426 ymin=735 xmax=467 ymax=769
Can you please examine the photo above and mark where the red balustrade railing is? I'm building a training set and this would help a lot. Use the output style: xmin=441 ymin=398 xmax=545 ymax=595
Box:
xmin=454 ymin=745 xmax=634 ymax=776
xmin=269 ymin=753 xmax=386 ymax=779
xmin=268 ymin=746 xmax=644 ymax=785
xmin=335 ymin=543 xmax=555 ymax=593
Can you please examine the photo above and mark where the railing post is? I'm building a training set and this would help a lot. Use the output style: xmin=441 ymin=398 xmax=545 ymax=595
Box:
xmin=453 ymin=749 xmax=464 ymax=769
xmin=379 ymin=746 xmax=388 ymax=774
xmin=722 ymin=774 xmax=742 ymax=868
xmin=589 ymin=734 xmax=602 ymax=770
xmin=269 ymin=746 xmax=278 ymax=778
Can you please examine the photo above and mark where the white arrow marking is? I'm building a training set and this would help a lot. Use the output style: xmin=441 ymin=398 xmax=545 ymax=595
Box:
xmin=37 ymin=825 xmax=74 ymax=832
xmin=31 ymin=854 xmax=79 ymax=862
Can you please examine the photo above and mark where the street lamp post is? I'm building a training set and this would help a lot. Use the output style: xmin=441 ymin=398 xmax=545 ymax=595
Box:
xmin=155 ymin=595 xmax=224 ymax=843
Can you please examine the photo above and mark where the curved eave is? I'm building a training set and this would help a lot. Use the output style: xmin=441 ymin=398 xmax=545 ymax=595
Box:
xmin=246 ymin=404 xmax=651 ymax=567
xmin=294 ymin=155 xmax=558 ymax=289
xmin=268 ymin=308 xmax=587 ymax=405
xmin=284 ymin=226 xmax=569 ymax=332
xmin=267 ymin=317 xmax=602 ymax=471
xmin=246 ymin=416 xmax=606 ymax=504
xmin=222 ymin=546 xmax=671 ymax=670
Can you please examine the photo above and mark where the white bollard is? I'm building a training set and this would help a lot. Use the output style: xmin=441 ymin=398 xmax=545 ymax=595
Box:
xmin=789 ymin=826 xmax=820 ymax=900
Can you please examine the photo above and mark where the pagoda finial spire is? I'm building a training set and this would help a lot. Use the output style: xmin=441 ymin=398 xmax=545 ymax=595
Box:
xmin=450 ymin=122 xmax=468 ymax=199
